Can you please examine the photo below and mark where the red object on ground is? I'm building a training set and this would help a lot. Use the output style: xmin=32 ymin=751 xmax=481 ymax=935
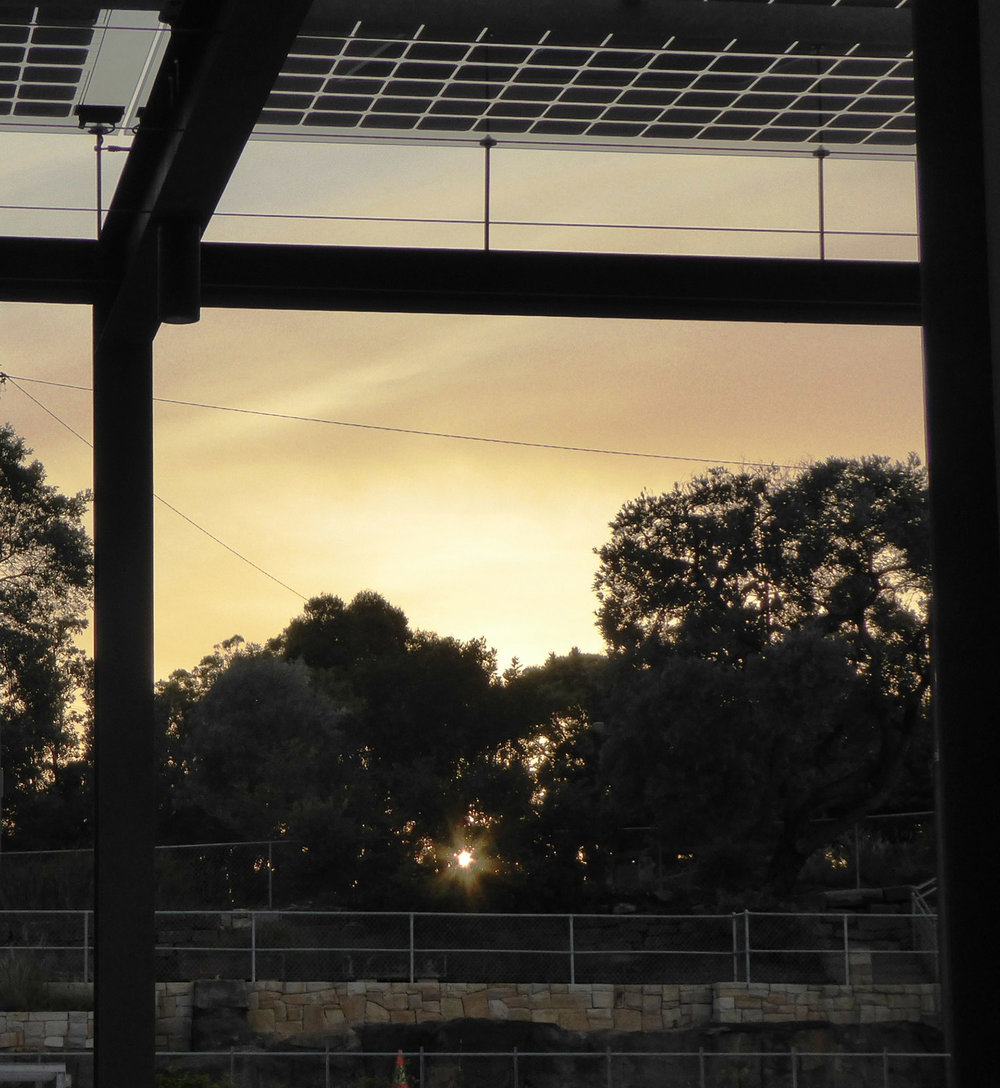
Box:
xmin=392 ymin=1048 xmax=410 ymax=1088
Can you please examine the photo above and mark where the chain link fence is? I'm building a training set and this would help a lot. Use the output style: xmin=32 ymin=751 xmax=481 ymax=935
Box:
xmin=158 ymin=1048 xmax=946 ymax=1088
xmin=0 ymin=842 xmax=304 ymax=910
xmin=0 ymin=909 xmax=938 ymax=986
xmin=0 ymin=1048 xmax=950 ymax=1088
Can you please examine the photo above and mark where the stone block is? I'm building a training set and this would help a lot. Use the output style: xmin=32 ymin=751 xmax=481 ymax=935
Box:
xmin=530 ymin=1010 xmax=561 ymax=1024
xmin=302 ymin=1006 xmax=326 ymax=1034
xmin=0 ymin=1032 xmax=21 ymax=1049
xmin=366 ymin=1001 xmax=390 ymax=1023
xmin=593 ymin=990 xmax=613 ymax=1009
xmin=390 ymin=1011 xmax=416 ymax=1024
xmin=551 ymin=994 xmax=589 ymax=1010
xmin=462 ymin=991 xmax=489 ymax=1019
xmin=334 ymin=994 xmax=361 ymax=1022
xmin=561 ymin=1011 xmax=591 ymax=1032
xmin=441 ymin=998 xmax=465 ymax=1020
xmin=641 ymin=1014 xmax=663 ymax=1031
xmin=612 ymin=1009 xmax=642 ymax=1032
xmin=488 ymin=1000 xmax=510 ymax=1019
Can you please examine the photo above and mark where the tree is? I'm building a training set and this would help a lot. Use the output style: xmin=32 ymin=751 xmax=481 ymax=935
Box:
xmin=594 ymin=457 xmax=931 ymax=896
xmin=503 ymin=650 xmax=616 ymax=907
xmin=277 ymin=595 xmax=532 ymax=904
xmin=179 ymin=651 xmax=348 ymax=842
xmin=0 ymin=424 xmax=92 ymax=847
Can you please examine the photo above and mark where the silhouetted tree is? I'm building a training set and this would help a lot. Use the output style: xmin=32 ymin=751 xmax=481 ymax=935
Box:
xmin=594 ymin=457 xmax=931 ymax=896
xmin=0 ymin=424 xmax=92 ymax=848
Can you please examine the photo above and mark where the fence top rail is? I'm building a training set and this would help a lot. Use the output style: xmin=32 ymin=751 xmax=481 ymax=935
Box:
xmin=152 ymin=909 xmax=738 ymax=921
xmin=0 ymin=907 xmax=939 ymax=922
xmin=0 ymin=909 xmax=91 ymax=916
xmin=153 ymin=1049 xmax=951 ymax=1060
xmin=746 ymin=910 xmax=938 ymax=921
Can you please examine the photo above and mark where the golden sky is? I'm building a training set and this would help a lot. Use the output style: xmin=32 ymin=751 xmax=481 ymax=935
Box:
xmin=1 ymin=133 xmax=925 ymax=679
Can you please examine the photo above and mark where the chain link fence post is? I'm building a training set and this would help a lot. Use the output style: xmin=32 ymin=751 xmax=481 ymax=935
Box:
xmin=731 ymin=913 xmax=738 ymax=982
xmin=568 ymin=914 xmax=575 ymax=984
xmin=409 ymin=913 xmax=415 ymax=984
xmin=744 ymin=910 xmax=752 ymax=983
xmin=251 ymin=911 xmax=257 ymax=983
xmin=843 ymin=915 xmax=850 ymax=985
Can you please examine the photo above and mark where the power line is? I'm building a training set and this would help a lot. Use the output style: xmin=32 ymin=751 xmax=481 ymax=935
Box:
xmin=0 ymin=203 xmax=919 ymax=239
xmin=0 ymin=374 xmax=307 ymax=601
xmin=1 ymin=374 xmax=792 ymax=470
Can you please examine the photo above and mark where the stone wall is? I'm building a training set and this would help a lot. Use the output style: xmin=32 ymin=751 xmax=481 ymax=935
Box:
xmin=0 ymin=980 xmax=939 ymax=1053
xmin=0 ymin=983 xmax=192 ymax=1053
xmin=247 ymin=979 xmax=939 ymax=1046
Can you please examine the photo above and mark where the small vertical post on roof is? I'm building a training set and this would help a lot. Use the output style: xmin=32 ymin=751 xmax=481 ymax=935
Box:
xmin=814 ymin=146 xmax=830 ymax=260
xmin=482 ymin=135 xmax=498 ymax=251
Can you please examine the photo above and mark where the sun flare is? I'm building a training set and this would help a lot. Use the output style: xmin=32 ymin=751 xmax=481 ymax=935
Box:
xmin=456 ymin=849 xmax=474 ymax=869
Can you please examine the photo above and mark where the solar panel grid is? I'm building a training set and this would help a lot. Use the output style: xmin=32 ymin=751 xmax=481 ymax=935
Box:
xmin=261 ymin=26 xmax=914 ymax=148
xmin=0 ymin=2 xmax=915 ymax=152
xmin=0 ymin=5 xmax=95 ymax=120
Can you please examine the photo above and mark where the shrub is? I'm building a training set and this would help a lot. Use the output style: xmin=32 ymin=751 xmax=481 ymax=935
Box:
xmin=0 ymin=951 xmax=49 ymax=1010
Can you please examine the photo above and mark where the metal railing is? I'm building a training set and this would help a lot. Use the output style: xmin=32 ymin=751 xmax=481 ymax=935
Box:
xmin=0 ymin=1048 xmax=946 ymax=1088
xmin=0 ymin=907 xmax=939 ymax=986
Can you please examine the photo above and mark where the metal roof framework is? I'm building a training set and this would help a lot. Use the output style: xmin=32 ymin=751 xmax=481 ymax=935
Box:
xmin=0 ymin=3 xmax=997 ymax=1087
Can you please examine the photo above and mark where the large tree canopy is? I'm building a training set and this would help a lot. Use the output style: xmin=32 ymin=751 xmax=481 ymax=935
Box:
xmin=594 ymin=457 xmax=931 ymax=895
xmin=0 ymin=424 xmax=92 ymax=846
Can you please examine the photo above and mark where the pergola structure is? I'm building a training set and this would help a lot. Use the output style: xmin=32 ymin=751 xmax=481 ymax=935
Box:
xmin=0 ymin=2 xmax=996 ymax=1086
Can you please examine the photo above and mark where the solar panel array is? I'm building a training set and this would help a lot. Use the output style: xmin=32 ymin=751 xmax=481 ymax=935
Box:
xmin=0 ymin=2 xmax=914 ymax=152
xmin=259 ymin=2 xmax=914 ymax=151
xmin=0 ymin=4 xmax=99 ymax=124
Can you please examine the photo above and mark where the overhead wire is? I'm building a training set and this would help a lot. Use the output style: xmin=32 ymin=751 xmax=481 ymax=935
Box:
xmin=0 ymin=203 xmax=920 ymax=240
xmin=2 ymin=373 xmax=794 ymax=470
xmin=0 ymin=374 xmax=307 ymax=601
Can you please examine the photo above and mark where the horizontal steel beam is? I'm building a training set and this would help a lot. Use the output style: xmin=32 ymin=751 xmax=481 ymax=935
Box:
xmin=0 ymin=237 xmax=920 ymax=325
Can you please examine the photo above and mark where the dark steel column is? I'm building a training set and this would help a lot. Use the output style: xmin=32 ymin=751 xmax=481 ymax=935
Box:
xmin=913 ymin=2 xmax=1000 ymax=1085
xmin=92 ymin=299 xmax=156 ymax=1087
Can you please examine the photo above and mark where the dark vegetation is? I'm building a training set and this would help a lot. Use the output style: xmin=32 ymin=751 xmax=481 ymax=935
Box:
xmin=0 ymin=423 xmax=933 ymax=910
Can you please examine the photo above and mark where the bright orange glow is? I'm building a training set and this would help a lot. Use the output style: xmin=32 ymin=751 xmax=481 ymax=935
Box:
xmin=456 ymin=849 xmax=474 ymax=869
